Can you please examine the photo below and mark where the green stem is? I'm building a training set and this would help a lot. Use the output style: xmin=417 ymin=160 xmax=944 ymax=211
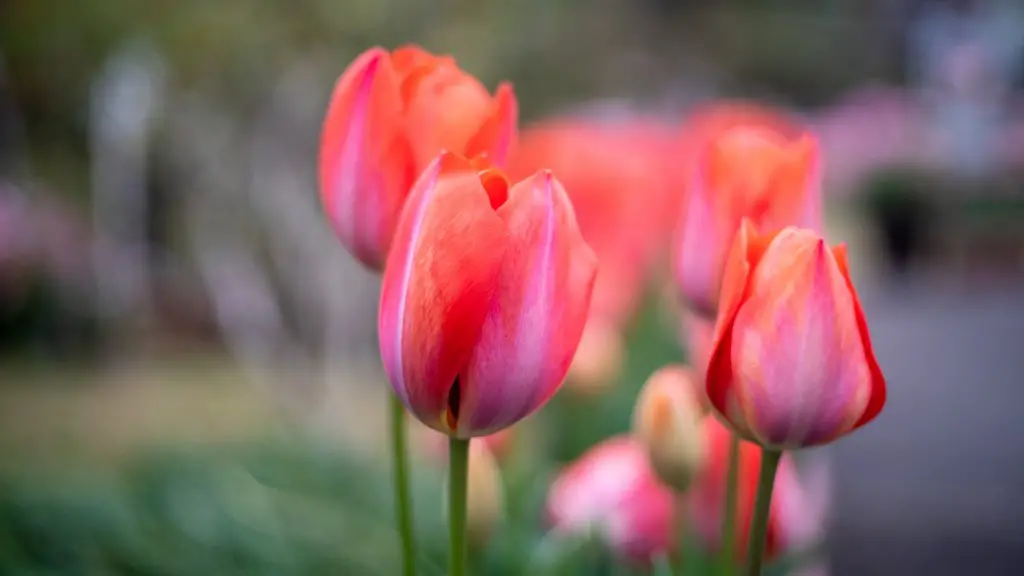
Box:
xmin=390 ymin=394 xmax=416 ymax=576
xmin=717 ymin=434 xmax=741 ymax=574
xmin=745 ymin=449 xmax=782 ymax=576
xmin=448 ymin=437 xmax=470 ymax=576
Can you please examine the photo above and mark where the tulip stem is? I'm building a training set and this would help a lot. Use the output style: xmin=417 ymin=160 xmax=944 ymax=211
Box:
xmin=717 ymin=434 xmax=741 ymax=575
xmin=745 ymin=448 xmax=782 ymax=576
xmin=390 ymin=393 xmax=417 ymax=576
xmin=448 ymin=436 xmax=470 ymax=576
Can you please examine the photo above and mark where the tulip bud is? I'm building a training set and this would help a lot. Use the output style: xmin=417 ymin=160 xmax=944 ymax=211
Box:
xmin=466 ymin=441 xmax=504 ymax=545
xmin=706 ymin=221 xmax=886 ymax=449
xmin=632 ymin=365 xmax=706 ymax=492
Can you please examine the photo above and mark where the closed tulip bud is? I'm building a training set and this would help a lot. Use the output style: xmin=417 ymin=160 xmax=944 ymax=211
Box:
xmin=632 ymin=365 xmax=706 ymax=492
xmin=379 ymin=152 xmax=597 ymax=437
xmin=673 ymin=103 xmax=821 ymax=317
xmin=546 ymin=436 xmax=677 ymax=564
xmin=707 ymin=220 xmax=887 ymax=449
xmin=319 ymin=45 xmax=517 ymax=271
xmin=466 ymin=441 xmax=504 ymax=545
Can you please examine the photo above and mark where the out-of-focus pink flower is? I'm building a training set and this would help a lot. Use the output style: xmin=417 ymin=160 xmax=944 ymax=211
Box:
xmin=378 ymin=152 xmax=597 ymax=437
xmin=706 ymin=222 xmax=887 ymax=449
xmin=546 ymin=436 xmax=677 ymax=564
xmin=673 ymin=102 xmax=822 ymax=318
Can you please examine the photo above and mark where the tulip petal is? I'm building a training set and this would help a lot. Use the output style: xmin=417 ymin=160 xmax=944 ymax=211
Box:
xmin=706 ymin=219 xmax=771 ymax=437
xmin=465 ymin=82 xmax=519 ymax=167
xmin=833 ymin=244 xmax=886 ymax=428
xmin=456 ymin=171 xmax=597 ymax=436
xmin=729 ymin=229 xmax=872 ymax=448
xmin=378 ymin=153 xmax=508 ymax=431
xmin=674 ymin=162 xmax=722 ymax=317
xmin=319 ymin=48 xmax=413 ymax=270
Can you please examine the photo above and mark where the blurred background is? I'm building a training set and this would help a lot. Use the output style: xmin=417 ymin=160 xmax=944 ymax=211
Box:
xmin=2 ymin=0 xmax=1024 ymax=574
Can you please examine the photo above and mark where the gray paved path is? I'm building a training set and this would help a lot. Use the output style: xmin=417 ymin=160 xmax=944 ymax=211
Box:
xmin=828 ymin=280 xmax=1024 ymax=575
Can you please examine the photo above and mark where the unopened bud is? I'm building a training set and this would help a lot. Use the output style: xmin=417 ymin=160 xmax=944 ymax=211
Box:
xmin=632 ymin=365 xmax=706 ymax=492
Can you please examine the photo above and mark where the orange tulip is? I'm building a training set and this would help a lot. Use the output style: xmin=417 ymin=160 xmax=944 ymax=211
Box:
xmin=378 ymin=152 xmax=597 ymax=437
xmin=688 ymin=418 xmax=829 ymax=563
xmin=707 ymin=221 xmax=886 ymax=449
xmin=673 ymin=102 xmax=821 ymax=317
xmin=319 ymin=45 xmax=517 ymax=270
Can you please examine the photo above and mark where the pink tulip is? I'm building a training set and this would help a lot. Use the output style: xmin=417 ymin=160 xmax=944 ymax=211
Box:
xmin=707 ymin=221 xmax=887 ymax=449
xmin=378 ymin=152 xmax=597 ymax=437
xmin=547 ymin=436 xmax=677 ymax=564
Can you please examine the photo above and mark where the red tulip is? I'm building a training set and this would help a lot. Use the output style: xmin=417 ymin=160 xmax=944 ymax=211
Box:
xmin=546 ymin=436 xmax=677 ymax=563
xmin=707 ymin=221 xmax=886 ymax=449
xmin=319 ymin=45 xmax=517 ymax=270
xmin=378 ymin=152 xmax=597 ymax=437
xmin=673 ymin=102 xmax=821 ymax=317
xmin=688 ymin=418 xmax=830 ymax=562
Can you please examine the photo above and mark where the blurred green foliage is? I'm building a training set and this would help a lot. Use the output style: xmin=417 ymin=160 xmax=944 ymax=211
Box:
xmin=0 ymin=291 xmax=819 ymax=574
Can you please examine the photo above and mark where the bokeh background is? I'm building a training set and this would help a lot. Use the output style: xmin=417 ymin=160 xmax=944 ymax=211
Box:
xmin=2 ymin=0 xmax=1024 ymax=574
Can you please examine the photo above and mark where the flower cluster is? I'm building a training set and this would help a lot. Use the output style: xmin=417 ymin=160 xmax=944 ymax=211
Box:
xmin=317 ymin=45 xmax=886 ymax=576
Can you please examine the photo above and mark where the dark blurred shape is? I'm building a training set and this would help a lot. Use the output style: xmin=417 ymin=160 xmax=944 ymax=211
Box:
xmin=863 ymin=169 xmax=935 ymax=278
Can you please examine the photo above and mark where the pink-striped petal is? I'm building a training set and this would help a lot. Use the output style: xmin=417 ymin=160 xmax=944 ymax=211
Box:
xmin=378 ymin=153 xmax=508 ymax=431
xmin=318 ymin=47 xmax=411 ymax=270
xmin=729 ymin=228 xmax=872 ymax=448
xmin=455 ymin=171 xmax=597 ymax=436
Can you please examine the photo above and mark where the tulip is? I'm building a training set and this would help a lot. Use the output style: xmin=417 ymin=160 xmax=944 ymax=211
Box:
xmin=319 ymin=45 xmax=518 ymax=270
xmin=673 ymin=102 xmax=822 ymax=317
xmin=379 ymin=151 xmax=597 ymax=437
xmin=546 ymin=436 xmax=677 ymax=563
xmin=688 ymin=418 xmax=829 ymax=563
xmin=632 ymin=365 xmax=706 ymax=491
xmin=706 ymin=221 xmax=887 ymax=449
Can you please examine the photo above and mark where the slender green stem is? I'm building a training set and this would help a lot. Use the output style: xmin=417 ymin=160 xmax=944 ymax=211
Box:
xmin=672 ymin=499 xmax=688 ymax=576
xmin=448 ymin=437 xmax=470 ymax=576
xmin=745 ymin=449 xmax=782 ymax=576
xmin=390 ymin=394 xmax=416 ymax=576
xmin=717 ymin=434 xmax=741 ymax=574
